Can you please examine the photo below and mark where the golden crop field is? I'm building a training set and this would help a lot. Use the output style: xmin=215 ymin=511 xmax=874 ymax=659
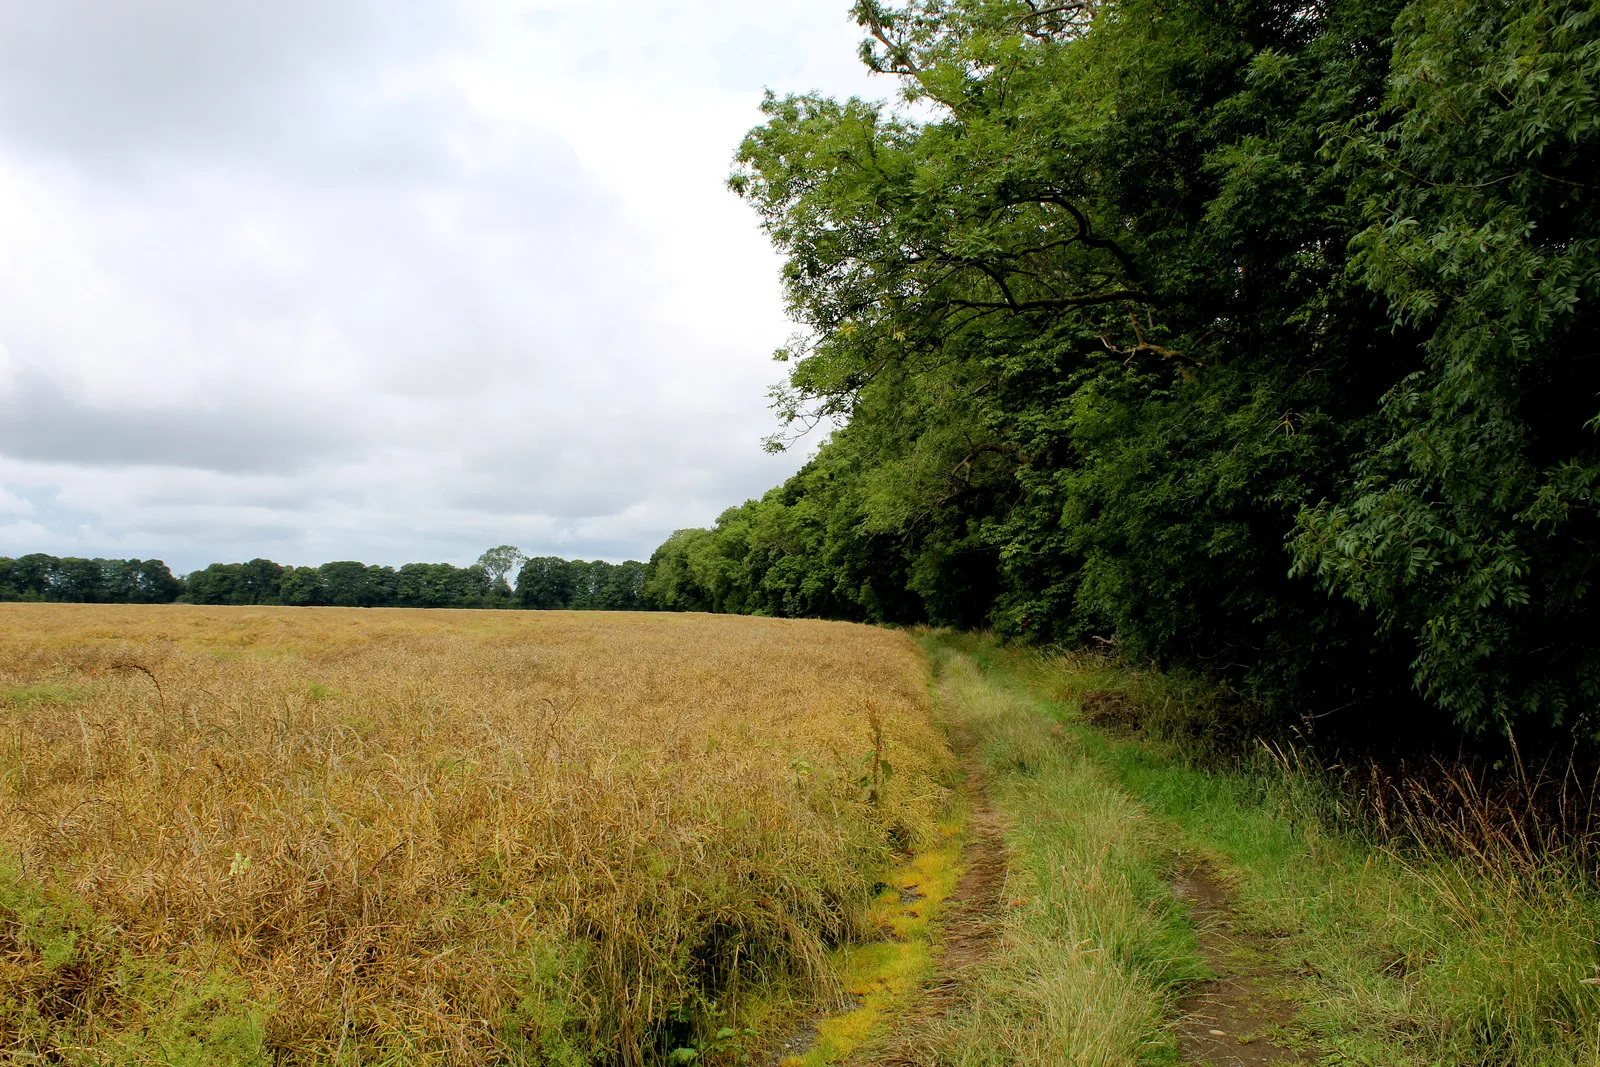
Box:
xmin=0 ymin=604 xmax=955 ymax=1065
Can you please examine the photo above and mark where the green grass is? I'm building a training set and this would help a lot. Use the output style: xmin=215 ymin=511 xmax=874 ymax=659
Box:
xmin=921 ymin=631 xmax=1600 ymax=1066
xmin=912 ymin=637 xmax=1203 ymax=1065
xmin=0 ymin=864 xmax=271 ymax=1065
xmin=0 ymin=682 xmax=95 ymax=708
xmin=1094 ymin=730 xmax=1600 ymax=1066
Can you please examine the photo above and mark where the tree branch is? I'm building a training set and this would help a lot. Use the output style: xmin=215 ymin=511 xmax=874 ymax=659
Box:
xmin=950 ymin=289 xmax=1153 ymax=312
xmin=1100 ymin=311 xmax=1204 ymax=369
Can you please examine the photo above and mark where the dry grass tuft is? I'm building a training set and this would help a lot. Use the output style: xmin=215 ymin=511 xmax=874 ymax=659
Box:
xmin=0 ymin=604 xmax=954 ymax=1065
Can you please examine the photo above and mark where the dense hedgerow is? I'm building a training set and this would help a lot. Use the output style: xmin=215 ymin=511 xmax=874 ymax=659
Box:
xmin=646 ymin=0 xmax=1600 ymax=747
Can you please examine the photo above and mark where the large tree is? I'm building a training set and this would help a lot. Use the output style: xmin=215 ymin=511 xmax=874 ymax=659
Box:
xmin=477 ymin=545 xmax=527 ymax=597
xmin=649 ymin=0 xmax=1600 ymax=743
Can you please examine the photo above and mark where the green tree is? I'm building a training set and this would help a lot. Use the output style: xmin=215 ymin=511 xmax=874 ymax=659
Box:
xmin=319 ymin=561 xmax=377 ymax=607
xmin=1291 ymin=0 xmax=1600 ymax=735
xmin=50 ymin=557 xmax=106 ymax=602
xmin=279 ymin=566 xmax=325 ymax=606
xmin=644 ymin=532 xmax=716 ymax=612
xmin=185 ymin=563 xmax=244 ymax=605
xmin=104 ymin=559 xmax=183 ymax=603
xmin=239 ymin=559 xmax=285 ymax=604
xmin=516 ymin=556 xmax=579 ymax=610
xmin=11 ymin=554 xmax=53 ymax=600
xmin=476 ymin=545 xmax=527 ymax=596
xmin=650 ymin=0 xmax=1600 ymax=745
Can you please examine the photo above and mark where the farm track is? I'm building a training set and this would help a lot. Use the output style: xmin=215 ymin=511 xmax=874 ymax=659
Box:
xmin=1172 ymin=862 xmax=1311 ymax=1066
xmin=856 ymin=723 xmax=1010 ymax=1065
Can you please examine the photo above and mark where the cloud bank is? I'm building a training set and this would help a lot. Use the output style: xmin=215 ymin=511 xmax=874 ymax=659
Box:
xmin=0 ymin=0 xmax=889 ymax=571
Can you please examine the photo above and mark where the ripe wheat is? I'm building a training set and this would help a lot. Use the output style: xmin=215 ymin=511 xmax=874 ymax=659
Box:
xmin=0 ymin=604 xmax=954 ymax=1065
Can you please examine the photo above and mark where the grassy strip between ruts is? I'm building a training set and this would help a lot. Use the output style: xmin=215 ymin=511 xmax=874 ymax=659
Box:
xmin=903 ymin=634 xmax=1203 ymax=1065
xmin=920 ymin=631 xmax=1600 ymax=1067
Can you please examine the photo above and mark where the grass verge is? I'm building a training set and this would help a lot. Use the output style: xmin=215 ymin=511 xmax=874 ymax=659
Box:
xmin=926 ymin=630 xmax=1600 ymax=1067
xmin=908 ymin=634 xmax=1203 ymax=1065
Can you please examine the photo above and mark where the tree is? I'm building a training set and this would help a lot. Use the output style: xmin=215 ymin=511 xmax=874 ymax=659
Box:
xmin=240 ymin=559 xmax=285 ymax=604
xmin=51 ymin=557 xmax=106 ymax=602
xmin=1290 ymin=0 xmax=1600 ymax=736
xmin=477 ymin=545 xmax=527 ymax=592
xmin=107 ymin=559 xmax=183 ymax=603
xmin=517 ymin=556 xmax=578 ymax=610
xmin=320 ymin=561 xmax=375 ymax=607
xmin=280 ymin=566 xmax=325 ymax=606
xmin=648 ymin=0 xmax=1600 ymax=747
xmin=185 ymin=563 xmax=244 ymax=605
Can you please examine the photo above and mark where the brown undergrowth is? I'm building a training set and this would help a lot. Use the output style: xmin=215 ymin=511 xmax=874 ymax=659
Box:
xmin=0 ymin=604 xmax=957 ymax=1065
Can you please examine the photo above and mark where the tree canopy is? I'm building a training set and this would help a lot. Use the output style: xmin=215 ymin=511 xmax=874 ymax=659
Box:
xmin=645 ymin=0 xmax=1600 ymax=745
xmin=1 ymin=549 xmax=648 ymax=613
xmin=0 ymin=555 xmax=183 ymax=604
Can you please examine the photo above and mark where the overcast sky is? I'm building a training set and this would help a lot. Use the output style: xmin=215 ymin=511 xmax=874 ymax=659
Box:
xmin=0 ymin=1 xmax=893 ymax=572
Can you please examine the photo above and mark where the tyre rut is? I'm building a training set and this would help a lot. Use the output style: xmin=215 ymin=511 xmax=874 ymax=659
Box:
xmin=858 ymin=723 xmax=1009 ymax=1065
xmin=1173 ymin=862 xmax=1311 ymax=1066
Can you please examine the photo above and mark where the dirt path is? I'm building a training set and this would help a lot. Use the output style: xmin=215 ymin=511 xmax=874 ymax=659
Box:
xmin=761 ymin=724 xmax=1009 ymax=1067
xmin=1172 ymin=863 xmax=1311 ymax=1066
xmin=860 ymin=725 xmax=1009 ymax=1065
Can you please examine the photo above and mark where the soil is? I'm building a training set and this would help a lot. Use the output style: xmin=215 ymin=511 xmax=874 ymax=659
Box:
xmin=768 ymin=731 xmax=1313 ymax=1066
xmin=863 ymin=723 xmax=1009 ymax=1066
xmin=1172 ymin=863 xmax=1312 ymax=1066
xmin=764 ymin=1012 xmax=827 ymax=1066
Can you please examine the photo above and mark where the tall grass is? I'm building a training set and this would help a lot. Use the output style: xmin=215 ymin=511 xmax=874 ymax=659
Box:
xmin=1240 ymin=745 xmax=1600 ymax=1066
xmin=911 ymin=643 xmax=1201 ymax=1065
xmin=0 ymin=605 xmax=956 ymax=1065
xmin=973 ymin=635 xmax=1600 ymax=1067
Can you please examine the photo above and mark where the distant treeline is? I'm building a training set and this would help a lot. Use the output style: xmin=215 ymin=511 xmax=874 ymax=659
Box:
xmin=0 ymin=551 xmax=648 ymax=611
xmin=0 ymin=555 xmax=184 ymax=604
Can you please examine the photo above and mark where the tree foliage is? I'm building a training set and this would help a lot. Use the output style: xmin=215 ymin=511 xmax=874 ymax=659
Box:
xmin=516 ymin=556 xmax=648 ymax=611
xmin=646 ymin=0 xmax=1600 ymax=743
xmin=1 ymin=548 xmax=648 ymax=613
xmin=0 ymin=555 xmax=183 ymax=604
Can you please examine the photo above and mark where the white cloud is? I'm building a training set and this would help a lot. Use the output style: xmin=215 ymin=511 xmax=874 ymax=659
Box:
xmin=0 ymin=0 xmax=897 ymax=571
xmin=0 ymin=484 xmax=32 ymax=516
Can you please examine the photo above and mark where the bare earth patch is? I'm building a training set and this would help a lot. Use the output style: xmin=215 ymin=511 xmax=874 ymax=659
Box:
xmin=1173 ymin=862 xmax=1312 ymax=1066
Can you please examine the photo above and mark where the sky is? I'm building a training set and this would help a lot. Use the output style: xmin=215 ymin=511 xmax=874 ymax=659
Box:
xmin=0 ymin=0 xmax=897 ymax=572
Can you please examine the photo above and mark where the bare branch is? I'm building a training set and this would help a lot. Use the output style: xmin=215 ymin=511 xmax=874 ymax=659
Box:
xmin=1012 ymin=0 xmax=1098 ymax=40
xmin=1100 ymin=312 xmax=1204 ymax=370
xmin=950 ymin=289 xmax=1153 ymax=312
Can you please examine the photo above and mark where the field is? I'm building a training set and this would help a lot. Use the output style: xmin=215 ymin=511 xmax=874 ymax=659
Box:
xmin=0 ymin=605 xmax=955 ymax=1065
xmin=8 ymin=605 xmax=1596 ymax=1067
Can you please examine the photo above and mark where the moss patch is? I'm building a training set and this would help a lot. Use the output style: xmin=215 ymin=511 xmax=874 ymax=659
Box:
xmin=784 ymin=817 xmax=965 ymax=1064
